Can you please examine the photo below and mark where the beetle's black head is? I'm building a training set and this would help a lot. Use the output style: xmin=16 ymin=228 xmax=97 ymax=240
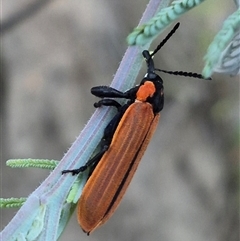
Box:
xmin=139 ymin=50 xmax=164 ymax=113
xmin=142 ymin=50 xmax=155 ymax=75
xmin=142 ymin=50 xmax=163 ymax=85
xmin=142 ymin=23 xmax=181 ymax=83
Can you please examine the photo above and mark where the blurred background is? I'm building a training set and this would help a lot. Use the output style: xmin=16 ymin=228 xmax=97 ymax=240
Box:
xmin=1 ymin=0 xmax=239 ymax=240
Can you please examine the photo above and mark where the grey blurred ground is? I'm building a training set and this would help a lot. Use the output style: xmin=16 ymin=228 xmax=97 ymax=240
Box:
xmin=1 ymin=1 xmax=239 ymax=241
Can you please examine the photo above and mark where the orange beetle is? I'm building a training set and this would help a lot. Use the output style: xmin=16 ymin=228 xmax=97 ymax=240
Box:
xmin=62 ymin=22 xmax=206 ymax=234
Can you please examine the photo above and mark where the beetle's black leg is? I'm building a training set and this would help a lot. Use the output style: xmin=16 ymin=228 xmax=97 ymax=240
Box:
xmin=91 ymin=85 xmax=140 ymax=100
xmin=123 ymin=86 xmax=139 ymax=99
xmin=94 ymin=99 xmax=122 ymax=111
xmin=62 ymin=104 xmax=129 ymax=176
xmin=91 ymin=86 xmax=126 ymax=98
xmin=62 ymin=144 xmax=109 ymax=175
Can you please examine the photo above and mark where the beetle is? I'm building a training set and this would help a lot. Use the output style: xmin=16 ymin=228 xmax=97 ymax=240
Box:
xmin=62 ymin=22 xmax=207 ymax=234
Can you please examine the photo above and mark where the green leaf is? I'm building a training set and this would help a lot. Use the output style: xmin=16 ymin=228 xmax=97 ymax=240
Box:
xmin=6 ymin=159 xmax=59 ymax=170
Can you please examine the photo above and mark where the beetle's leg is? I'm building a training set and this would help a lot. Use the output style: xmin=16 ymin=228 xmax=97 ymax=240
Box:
xmin=91 ymin=86 xmax=126 ymax=98
xmin=62 ymin=111 xmax=123 ymax=176
xmin=62 ymin=143 xmax=109 ymax=175
xmin=94 ymin=99 xmax=122 ymax=111
xmin=122 ymin=86 xmax=139 ymax=99
xmin=62 ymin=105 xmax=128 ymax=176
xmin=91 ymin=86 xmax=139 ymax=99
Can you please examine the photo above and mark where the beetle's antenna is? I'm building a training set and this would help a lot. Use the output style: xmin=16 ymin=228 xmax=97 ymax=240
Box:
xmin=143 ymin=23 xmax=180 ymax=75
xmin=151 ymin=22 xmax=180 ymax=57
xmin=144 ymin=22 xmax=211 ymax=80
xmin=155 ymin=68 xmax=211 ymax=80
